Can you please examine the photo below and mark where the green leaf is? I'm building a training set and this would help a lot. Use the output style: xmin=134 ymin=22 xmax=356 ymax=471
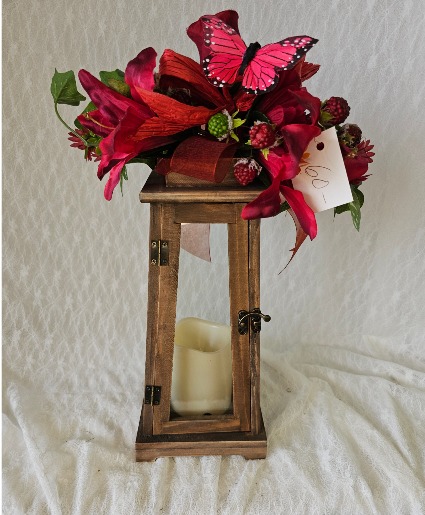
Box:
xmin=232 ymin=117 xmax=246 ymax=129
xmin=119 ymin=165 xmax=128 ymax=196
xmin=99 ymin=69 xmax=130 ymax=97
xmin=334 ymin=185 xmax=365 ymax=223
xmin=85 ymin=137 xmax=101 ymax=146
xmin=351 ymin=184 xmax=364 ymax=208
xmin=100 ymin=68 xmax=124 ymax=82
xmin=334 ymin=203 xmax=350 ymax=216
xmin=261 ymin=148 xmax=270 ymax=159
xmin=230 ymin=132 xmax=240 ymax=142
xmin=82 ymin=101 xmax=97 ymax=114
xmin=51 ymin=69 xmax=86 ymax=106
xmin=349 ymin=187 xmax=362 ymax=231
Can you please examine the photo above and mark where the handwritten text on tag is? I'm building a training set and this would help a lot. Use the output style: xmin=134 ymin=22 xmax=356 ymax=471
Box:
xmin=291 ymin=127 xmax=352 ymax=212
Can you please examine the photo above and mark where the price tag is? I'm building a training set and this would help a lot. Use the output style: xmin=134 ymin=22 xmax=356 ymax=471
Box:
xmin=292 ymin=127 xmax=352 ymax=212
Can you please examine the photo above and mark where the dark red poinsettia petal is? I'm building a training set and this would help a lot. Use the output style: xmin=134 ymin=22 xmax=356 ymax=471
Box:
xmin=214 ymin=9 xmax=240 ymax=32
xmin=132 ymin=87 xmax=220 ymax=138
xmin=159 ymin=49 xmax=231 ymax=109
xmin=286 ymin=89 xmax=322 ymax=126
xmin=255 ymin=69 xmax=302 ymax=115
xmin=293 ymin=57 xmax=321 ymax=82
xmin=235 ymin=90 xmax=256 ymax=112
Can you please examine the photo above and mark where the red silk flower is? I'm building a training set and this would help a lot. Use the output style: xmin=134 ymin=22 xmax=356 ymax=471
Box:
xmin=78 ymin=48 xmax=174 ymax=200
xmin=242 ymin=87 xmax=321 ymax=239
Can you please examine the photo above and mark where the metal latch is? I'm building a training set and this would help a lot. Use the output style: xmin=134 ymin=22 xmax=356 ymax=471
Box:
xmin=144 ymin=385 xmax=162 ymax=405
xmin=238 ymin=308 xmax=271 ymax=335
xmin=150 ymin=240 xmax=169 ymax=266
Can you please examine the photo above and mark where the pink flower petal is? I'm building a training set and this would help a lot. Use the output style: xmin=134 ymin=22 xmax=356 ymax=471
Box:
xmin=125 ymin=47 xmax=157 ymax=102
xmin=280 ymin=185 xmax=317 ymax=239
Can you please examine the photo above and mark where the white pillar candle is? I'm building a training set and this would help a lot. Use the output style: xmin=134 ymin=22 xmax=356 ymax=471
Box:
xmin=171 ymin=317 xmax=232 ymax=417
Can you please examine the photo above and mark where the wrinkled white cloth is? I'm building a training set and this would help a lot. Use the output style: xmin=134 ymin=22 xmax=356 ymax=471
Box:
xmin=4 ymin=0 xmax=425 ymax=512
xmin=3 ymin=335 xmax=425 ymax=514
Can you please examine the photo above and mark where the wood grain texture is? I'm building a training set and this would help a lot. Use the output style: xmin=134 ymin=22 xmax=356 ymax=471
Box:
xmin=173 ymin=203 xmax=236 ymax=224
xmin=140 ymin=173 xmax=264 ymax=204
xmin=139 ymin=190 xmax=266 ymax=453
xmin=136 ymin=411 xmax=267 ymax=461
xmin=152 ymin=204 xmax=181 ymax=435
xmin=228 ymin=205 xmax=251 ymax=432
xmin=141 ymin=204 xmax=162 ymax=435
xmin=160 ymin=416 xmax=241 ymax=435
xmin=248 ymin=219 xmax=262 ymax=435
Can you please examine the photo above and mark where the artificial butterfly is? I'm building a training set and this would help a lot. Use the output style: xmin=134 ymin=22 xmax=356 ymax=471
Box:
xmin=194 ymin=14 xmax=317 ymax=95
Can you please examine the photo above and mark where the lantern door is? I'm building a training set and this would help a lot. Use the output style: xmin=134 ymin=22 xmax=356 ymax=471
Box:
xmin=141 ymin=202 xmax=257 ymax=437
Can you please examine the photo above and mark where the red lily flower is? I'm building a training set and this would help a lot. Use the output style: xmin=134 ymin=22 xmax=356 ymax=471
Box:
xmin=242 ymin=88 xmax=321 ymax=239
xmin=78 ymin=48 xmax=175 ymax=200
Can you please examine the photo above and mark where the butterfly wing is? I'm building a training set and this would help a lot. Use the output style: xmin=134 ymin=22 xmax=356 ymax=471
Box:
xmin=242 ymin=36 xmax=318 ymax=94
xmin=201 ymin=15 xmax=247 ymax=87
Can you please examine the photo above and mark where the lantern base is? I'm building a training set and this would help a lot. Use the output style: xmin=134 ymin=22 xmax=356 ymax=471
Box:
xmin=135 ymin=411 xmax=267 ymax=461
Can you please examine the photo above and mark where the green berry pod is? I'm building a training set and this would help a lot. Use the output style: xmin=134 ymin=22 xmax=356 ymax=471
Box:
xmin=208 ymin=113 xmax=229 ymax=138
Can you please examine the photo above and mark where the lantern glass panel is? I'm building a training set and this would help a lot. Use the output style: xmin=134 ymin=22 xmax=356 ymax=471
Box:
xmin=171 ymin=224 xmax=234 ymax=418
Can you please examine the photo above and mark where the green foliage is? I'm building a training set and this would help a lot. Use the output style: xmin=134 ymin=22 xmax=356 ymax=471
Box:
xmin=51 ymin=69 xmax=86 ymax=106
xmin=319 ymin=110 xmax=333 ymax=127
xmin=232 ymin=117 xmax=245 ymax=130
xmin=334 ymin=185 xmax=364 ymax=231
xmin=100 ymin=69 xmax=130 ymax=97
xmin=349 ymin=186 xmax=362 ymax=231
xmin=119 ymin=166 xmax=128 ymax=196
xmin=51 ymin=69 xmax=88 ymax=146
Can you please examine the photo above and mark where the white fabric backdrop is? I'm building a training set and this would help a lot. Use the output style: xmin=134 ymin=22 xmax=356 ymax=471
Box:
xmin=3 ymin=0 xmax=425 ymax=513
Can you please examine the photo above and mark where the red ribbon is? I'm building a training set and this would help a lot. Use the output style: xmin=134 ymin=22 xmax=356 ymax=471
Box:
xmin=156 ymin=136 xmax=238 ymax=182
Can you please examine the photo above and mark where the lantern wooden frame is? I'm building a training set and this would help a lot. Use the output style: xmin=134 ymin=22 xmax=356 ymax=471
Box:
xmin=135 ymin=172 xmax=268 ymax=461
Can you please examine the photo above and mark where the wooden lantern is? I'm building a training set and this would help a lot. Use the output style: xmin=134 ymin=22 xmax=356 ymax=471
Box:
xmin=135 ymin=171 xmax=270 ymax=461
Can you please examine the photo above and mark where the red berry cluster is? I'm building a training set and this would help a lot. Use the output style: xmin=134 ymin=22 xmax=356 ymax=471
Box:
xmin=249 ymin=122 xmax=276 ymax=149
xmin=233 ymin=158 xmax=261 ymax=186
xmin=322 ymin=96 xmax=350 ymax=125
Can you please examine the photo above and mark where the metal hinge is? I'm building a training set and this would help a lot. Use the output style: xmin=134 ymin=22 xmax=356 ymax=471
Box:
xmin=238 ymin=308 xmax=271 ymax=335
xmin=144 ymin=385 xmax=162 ymax=405
xmin=150 ymin=240 xmax=169 ymax=266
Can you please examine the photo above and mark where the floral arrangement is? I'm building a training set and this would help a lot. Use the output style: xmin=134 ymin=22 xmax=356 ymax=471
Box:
xmin=51 ymin=10 xmax=374 ymax=256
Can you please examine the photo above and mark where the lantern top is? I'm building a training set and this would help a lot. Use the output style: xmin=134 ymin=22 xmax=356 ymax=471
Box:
xmin=140 ymin=172 xmax=265 ymax=204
